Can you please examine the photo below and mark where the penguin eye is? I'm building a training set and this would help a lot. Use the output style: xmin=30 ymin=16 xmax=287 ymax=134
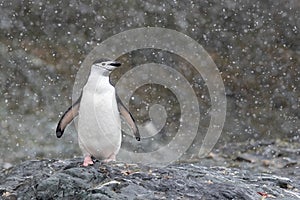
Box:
xmin=102 ymin=63 xmax=105 ymax=66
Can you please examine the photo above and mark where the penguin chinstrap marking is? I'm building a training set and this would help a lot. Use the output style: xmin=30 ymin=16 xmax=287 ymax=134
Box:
xmin=56 ymin=59 xmax=140 ymax=166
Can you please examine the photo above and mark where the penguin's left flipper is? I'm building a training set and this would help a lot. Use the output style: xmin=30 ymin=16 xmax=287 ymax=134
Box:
xmin=56 ymin=94 xmax=82 ymax=138
xmin=116 ymin=96 xmax=140 ymax=141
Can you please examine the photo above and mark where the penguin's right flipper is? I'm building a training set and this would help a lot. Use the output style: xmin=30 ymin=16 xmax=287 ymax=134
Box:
xmin=56 ymin=94 xmax=82 ymax=138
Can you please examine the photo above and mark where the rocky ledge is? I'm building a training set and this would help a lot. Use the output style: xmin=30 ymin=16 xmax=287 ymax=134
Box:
xmin=0 ymin=158 xmax=299 ymax=200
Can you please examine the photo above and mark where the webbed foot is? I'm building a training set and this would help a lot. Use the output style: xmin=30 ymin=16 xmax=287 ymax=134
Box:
xmin=103 ymin=154 xmax=116 ymax=163
xmin=83 ymin=155 xmax=94 ymax=166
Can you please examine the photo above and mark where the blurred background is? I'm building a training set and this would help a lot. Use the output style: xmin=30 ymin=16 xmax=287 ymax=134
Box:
xmin=0 ymin=0 xmax=299 ymax=165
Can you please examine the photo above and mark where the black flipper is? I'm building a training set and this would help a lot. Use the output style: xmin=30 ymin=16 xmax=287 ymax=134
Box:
xmin=116 ymin=95 xmax=140 ymax=141
xmin=56 ymin=94 xmax=82 ymax=138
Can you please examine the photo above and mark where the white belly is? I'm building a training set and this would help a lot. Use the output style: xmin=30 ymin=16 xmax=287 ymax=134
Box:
xmin=78 ymin=82 xmax=121 ymax=159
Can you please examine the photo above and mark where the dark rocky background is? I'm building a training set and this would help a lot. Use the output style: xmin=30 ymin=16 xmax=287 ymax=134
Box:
xmin=0 ymin=0 xmax=299 ymax=199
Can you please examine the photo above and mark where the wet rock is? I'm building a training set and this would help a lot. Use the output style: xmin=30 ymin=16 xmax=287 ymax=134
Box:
xmin=1 ymin=158 xmax=300 ymax=199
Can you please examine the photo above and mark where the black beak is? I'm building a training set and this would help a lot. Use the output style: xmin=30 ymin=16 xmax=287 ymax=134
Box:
xmin=110 ymin=62 xmax=121 ymax=67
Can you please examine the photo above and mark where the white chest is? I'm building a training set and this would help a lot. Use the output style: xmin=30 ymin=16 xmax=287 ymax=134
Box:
xmin=77 ymin=74 xmax=121 ymax=158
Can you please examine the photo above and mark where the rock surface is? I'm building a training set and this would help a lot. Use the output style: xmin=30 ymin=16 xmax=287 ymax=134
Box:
xmin=1 ymin=157 xmax=299 ymax=200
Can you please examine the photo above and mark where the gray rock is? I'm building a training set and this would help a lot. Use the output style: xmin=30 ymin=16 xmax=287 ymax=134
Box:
xmin=1 ymin=158 xmax=299 ymax=199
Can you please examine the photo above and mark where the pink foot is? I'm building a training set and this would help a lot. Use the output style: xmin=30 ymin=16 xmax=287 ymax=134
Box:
xmin=83 ymin=155 xmax=94 ymax=166
xmin=103 ymin=154 xmax=116 ymax=163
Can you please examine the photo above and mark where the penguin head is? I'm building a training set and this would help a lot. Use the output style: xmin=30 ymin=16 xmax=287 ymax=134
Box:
xmin=92 ymin=58 xmax=121 ymax=73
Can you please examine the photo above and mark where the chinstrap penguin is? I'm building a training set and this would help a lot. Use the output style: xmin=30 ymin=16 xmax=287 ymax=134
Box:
xmin=56 ymin=59 xmax=140 ymax=166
